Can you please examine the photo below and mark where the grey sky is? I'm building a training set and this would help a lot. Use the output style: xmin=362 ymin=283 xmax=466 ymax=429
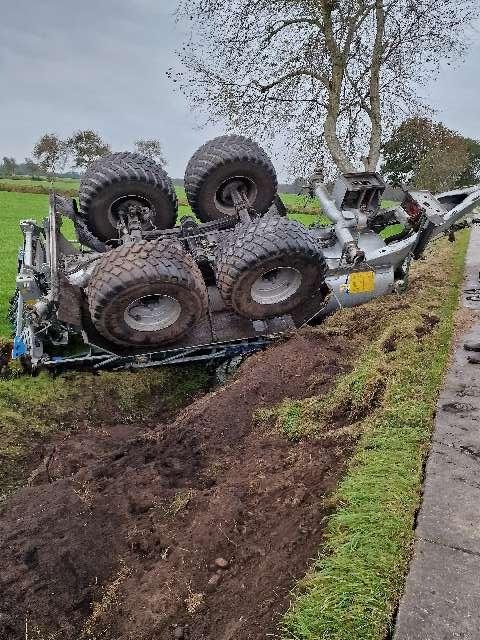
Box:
xmin=0 ymin=0 xmax=479 ymax=180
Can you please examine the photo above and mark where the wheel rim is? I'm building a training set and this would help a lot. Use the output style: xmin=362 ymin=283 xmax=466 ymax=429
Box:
xmin=214 ymin=177 xmax=257 ymax=216
xmin=250 ymin=267 xmax=302 ymax=305
xmin=124 ymin=295 xmax=181 ymax=332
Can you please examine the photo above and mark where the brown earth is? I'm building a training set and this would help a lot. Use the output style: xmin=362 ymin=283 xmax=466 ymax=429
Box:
xmin=0 ymin=330 xmax=356 ymax=640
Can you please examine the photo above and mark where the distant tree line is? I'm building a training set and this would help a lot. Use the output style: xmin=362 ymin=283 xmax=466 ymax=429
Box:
xmin=0 ymin=131 xmax=167 ymax=178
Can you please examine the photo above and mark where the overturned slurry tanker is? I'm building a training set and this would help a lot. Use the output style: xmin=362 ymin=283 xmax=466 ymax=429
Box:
xmin=10 ymin=135 xmax=480 ymax=372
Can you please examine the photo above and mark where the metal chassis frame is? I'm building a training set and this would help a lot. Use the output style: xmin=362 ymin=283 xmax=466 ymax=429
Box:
xmin=39 ymin=336 xmax=272 ymax=373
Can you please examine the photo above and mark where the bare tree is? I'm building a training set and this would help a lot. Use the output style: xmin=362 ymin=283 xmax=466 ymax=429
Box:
xmin=1 ymin=157 xmax=17 ymax=177
xmin=134 ymin=139 xmax=167 ymax=165
xmin=33 ymin=134 xmax=68 ymax=176
xmin=67 ymin=130 xmax=111 ymax=170
xmin=175 ymin=0 xmax=478 ymax=176
xmin=24 ymin=157 xmax=39 ymax=178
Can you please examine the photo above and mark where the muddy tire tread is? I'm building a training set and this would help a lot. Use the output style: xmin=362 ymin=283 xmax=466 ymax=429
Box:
xmin=79 ymin=160 xmax=178 ymax=226
xmin=184 ymin=135 xmax=277 ymax=221
xmin=83 ymin=152 xmax=160 ymax=179
xmin=216 ymin=217 xmax=325 ymax=309
xmin=87 ymin=240 xmax=207 ymax=346
xmin=80 ymin=160 xmax=178 ymax=213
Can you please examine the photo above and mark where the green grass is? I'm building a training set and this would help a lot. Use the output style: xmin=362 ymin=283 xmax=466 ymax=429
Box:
xmin=0 ymin=192 xmax=50 ymax=335
xmin=176 ymin=185 xmax=187 ymax=201
xmin=0 ymin=177 xmax=80 ymax=191
xmin=277 ymin=232 xmax=469 ymax=640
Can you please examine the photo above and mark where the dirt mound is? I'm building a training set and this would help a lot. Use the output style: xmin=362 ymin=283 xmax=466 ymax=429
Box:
xmin=0 ymin=331 xmax=355 ymax=640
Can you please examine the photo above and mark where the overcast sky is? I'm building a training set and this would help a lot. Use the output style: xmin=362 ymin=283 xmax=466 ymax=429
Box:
xmin=0 ymin=0 xmax=479 ymax=180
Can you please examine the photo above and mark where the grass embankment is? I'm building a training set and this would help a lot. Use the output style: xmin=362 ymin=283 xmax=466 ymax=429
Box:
xmin=275 ymin=231 xmax=469 ymax=640
xmin=0 ymin=365 xmax=210 ymax=502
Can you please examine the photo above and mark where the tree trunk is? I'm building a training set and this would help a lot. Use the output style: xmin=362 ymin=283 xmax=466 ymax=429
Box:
xmin=364 ymin=0 xmax=385 ymax=172
xmin=324 ymin=112 xmax=357 ymax=172
xmin=323 ymin=59 xmax=356 ymax=173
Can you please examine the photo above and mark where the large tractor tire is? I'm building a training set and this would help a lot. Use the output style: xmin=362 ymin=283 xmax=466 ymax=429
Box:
xmin=87 ymin=240 xmax=207 ymax=347
xmin=79 ymin=157 xmax=178 ymax=242
xmin=184 ymin=135 xmax=277 ymax=222
xmin=216 ymin=217 xmax=326 ymax=320
xmin=198 ymin=134 xmax=271 ymax=161
xmin=83 ymin=152 xmax=160 ymax=179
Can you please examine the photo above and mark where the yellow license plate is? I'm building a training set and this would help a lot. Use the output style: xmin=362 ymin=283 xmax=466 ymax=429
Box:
xmin=348 ymin=271 xmax=375 ymax=294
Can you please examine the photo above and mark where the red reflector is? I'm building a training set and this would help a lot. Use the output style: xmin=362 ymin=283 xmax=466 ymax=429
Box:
xmin=402 ymin=195 xmax=422 ymax=224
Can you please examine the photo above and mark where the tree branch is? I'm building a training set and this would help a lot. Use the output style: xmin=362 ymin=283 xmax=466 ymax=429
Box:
xmin=265 ymin=17 xmax=321 ymax=43
xmin=255 ymin=68 xmax=328 ymax=93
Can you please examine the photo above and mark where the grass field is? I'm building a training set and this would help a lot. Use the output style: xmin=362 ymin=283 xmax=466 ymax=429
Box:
xmin=0 ymin=177 xmax=316 ymax=200
xmin=0 ymin=175 xmax=397 ymax=222
xmin=0 ymin=177 xmax=79 ymax=191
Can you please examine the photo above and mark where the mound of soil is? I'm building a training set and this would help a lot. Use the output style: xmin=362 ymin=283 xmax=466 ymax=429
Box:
xmin=0 ymin=331 xmax=355 ymax=640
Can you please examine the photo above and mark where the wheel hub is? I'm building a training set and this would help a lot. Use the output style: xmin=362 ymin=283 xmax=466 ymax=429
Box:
xmin=250 ymin=267 xmax=302 ymax=305
xmin=215 ymin=177 xmax=257 ymax=215
xmin=124 ymin=295 xmax=181 ymax=332
xmin=108 ymin=195 xmax=153 ymax=228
